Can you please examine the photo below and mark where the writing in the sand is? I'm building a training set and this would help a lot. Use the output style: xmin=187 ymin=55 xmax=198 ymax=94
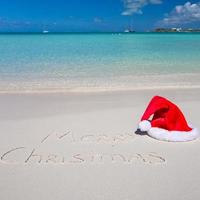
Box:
xmin=0 ymin=147 xmax=165 ymax=165
xmin=0 ymin=131 xmax=166 ymax=165
xmin=40 ymin=131 xmax=136 ymax=144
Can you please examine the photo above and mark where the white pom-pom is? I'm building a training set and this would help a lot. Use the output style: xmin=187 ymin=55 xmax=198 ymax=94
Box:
xmin=138 ymin=120 xmax=151 ymax=132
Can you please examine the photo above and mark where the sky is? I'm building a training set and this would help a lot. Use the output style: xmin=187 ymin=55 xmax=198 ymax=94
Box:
xmin=0 ymin=0 xmax=200 ymax=32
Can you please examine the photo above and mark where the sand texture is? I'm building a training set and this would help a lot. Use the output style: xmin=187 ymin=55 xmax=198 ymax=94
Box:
xmin=0 ymin=88 xmax=200 ymax=200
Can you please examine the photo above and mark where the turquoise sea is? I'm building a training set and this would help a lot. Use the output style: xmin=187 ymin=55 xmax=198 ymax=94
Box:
xmin=0 ymin=33 xmax=200 ymax=92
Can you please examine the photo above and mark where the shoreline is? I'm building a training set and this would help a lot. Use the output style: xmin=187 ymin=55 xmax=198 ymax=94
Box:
xmin=0 ymin=85 xmax=200 ymax=94
xmin=1 ymin=72 xmax=200 ymax=94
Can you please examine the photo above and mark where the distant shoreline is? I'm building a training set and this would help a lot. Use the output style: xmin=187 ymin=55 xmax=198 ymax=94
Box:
xmin=0 ymin=31 xmax=200 ymax=35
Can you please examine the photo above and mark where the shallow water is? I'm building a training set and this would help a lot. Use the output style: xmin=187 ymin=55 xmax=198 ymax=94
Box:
xmin=0 ymin=33 xmax=200 ymax=92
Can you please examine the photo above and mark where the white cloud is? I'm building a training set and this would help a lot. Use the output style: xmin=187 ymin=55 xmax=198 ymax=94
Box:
xmin=122 ymin=0 xmax=162 ymax=16
xmin=161 ymin=1 xmax=200 ymax=25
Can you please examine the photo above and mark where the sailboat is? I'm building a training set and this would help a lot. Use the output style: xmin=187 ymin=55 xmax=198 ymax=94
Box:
xmin=124 ymin=29 xmax=135 ymax=33
xmin=124 ymin=17 xmax=135 ymax=33
xmin=42 ymin=24 xmax=49 ymax=34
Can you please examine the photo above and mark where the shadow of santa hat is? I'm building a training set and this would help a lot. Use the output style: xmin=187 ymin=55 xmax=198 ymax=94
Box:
xmin=138 ymin=96 xmax=199 ymax=142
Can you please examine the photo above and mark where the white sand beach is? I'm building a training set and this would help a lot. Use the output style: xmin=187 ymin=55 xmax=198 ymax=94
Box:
xmin=0 ymin=88 xmax=200 ymax=200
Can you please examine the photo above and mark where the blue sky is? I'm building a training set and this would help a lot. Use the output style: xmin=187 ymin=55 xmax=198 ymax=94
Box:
xmin=0 ymin=0 xmax=200 ymax=32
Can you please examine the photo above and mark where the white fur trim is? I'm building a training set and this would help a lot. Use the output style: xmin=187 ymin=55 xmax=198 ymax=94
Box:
xmin=138 ymin=120 xmax=151 ymax=132
xmin=147 ymin=127 xmax=200 ymax=142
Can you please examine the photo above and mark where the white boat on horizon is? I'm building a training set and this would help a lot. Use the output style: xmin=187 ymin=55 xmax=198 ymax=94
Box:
xmin=124 ymin=29 xmax=135 ymax=33
xmin=42 ymin=30 xmax=49 ymax=34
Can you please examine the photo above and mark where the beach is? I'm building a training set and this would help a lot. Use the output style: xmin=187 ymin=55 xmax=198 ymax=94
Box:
xmin=1 ymin=0 xmax=200 ymax=198
xmin=0 ymin=88 xmax=200 ymax=200
xmin=0 ymin=33 xmax=200 ymax=199
xmin=2 ymin=0 xmax=200 ymax=198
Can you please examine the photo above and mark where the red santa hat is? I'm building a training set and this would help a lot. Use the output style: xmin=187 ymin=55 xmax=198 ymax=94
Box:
xmin=138 ymin=96 xmax=199 ymax=142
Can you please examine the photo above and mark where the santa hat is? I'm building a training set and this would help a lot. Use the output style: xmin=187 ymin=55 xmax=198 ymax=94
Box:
xmin=138 ymin=96 xmax=199 ymax=142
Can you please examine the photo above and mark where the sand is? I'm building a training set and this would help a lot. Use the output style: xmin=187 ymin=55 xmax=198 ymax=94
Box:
xmin=0 ymin=88 xmax=200 ymax=200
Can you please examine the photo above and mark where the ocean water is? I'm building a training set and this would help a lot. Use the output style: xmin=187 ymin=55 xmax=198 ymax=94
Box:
xmin=0 ymin=33 xmax=200 ymax=92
